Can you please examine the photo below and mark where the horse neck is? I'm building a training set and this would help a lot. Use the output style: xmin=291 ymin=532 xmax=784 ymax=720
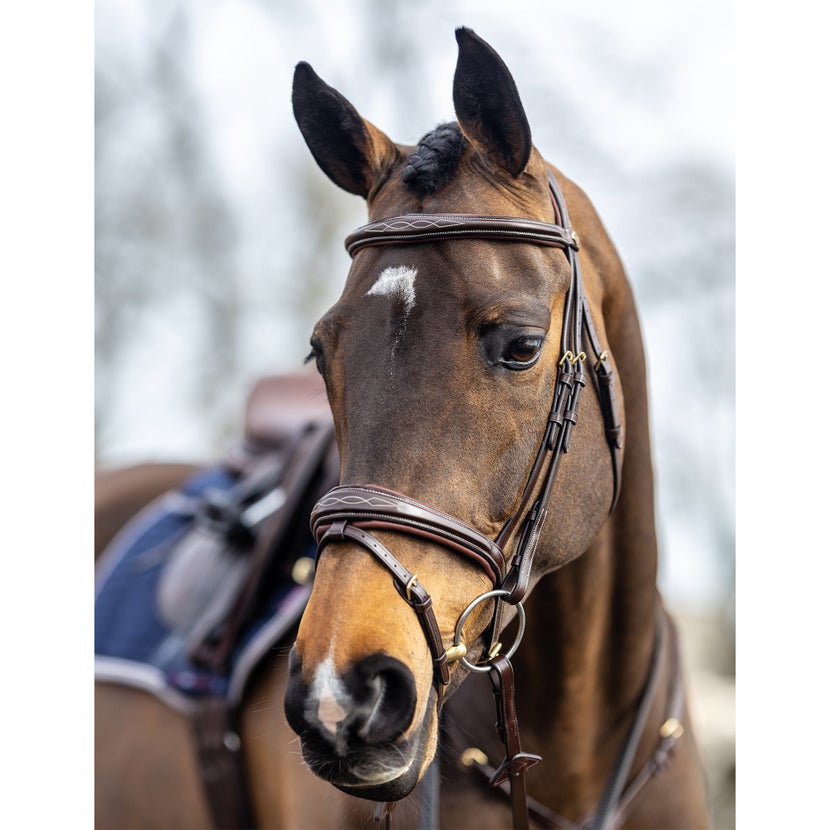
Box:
xmin=512 ymin=275 xmax=661 ymax=814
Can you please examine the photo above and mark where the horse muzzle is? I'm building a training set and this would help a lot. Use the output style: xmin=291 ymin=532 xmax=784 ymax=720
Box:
xmin=284 ymin=647 xmax=436 ymax=800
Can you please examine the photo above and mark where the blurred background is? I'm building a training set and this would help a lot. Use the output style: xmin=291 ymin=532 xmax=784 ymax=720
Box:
xmin=95 ymin=0 xmax=734 ymax=825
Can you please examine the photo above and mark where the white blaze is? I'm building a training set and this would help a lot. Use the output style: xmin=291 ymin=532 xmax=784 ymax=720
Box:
xmin=366 ymin=265 xmax=417 ymax=314
xmin=311 ymin=654 xmax=348 ymax=735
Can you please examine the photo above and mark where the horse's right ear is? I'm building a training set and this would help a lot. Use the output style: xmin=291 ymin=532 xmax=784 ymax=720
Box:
xmin=292 ymin=62 xmax=399 ymax=198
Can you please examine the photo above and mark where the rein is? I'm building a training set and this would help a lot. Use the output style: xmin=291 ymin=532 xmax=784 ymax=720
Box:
xmin=310 ymin=170 xmax=629 ymax=828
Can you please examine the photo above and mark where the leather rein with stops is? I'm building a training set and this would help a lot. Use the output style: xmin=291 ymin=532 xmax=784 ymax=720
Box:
xmin=310 ymin=170 xmax=630 ymax=828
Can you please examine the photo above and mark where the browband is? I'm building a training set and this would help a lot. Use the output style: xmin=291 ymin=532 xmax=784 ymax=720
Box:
xmin=345 ymin=214 xmax=578 ymax=257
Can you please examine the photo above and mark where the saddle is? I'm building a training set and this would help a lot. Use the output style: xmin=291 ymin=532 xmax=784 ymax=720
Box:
xmin=179 ymin=372 xmax=337 ymax=675
xmin=95 ymin=371 xmax=338 ymax=827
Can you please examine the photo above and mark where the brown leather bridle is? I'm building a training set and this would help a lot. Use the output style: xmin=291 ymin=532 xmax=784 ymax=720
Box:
xmin=309 ymin=170 xmax=626 ymax=828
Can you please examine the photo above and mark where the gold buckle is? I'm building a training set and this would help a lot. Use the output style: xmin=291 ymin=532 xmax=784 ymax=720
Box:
xmin=487 ymin=641 xmax=503 ymax=660
xmin=404 ymin=574 xmax=419 ymax=602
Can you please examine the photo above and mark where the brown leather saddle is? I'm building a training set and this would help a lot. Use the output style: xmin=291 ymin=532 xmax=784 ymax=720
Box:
xmin=155 ymin=371 xmax=338 ymax=676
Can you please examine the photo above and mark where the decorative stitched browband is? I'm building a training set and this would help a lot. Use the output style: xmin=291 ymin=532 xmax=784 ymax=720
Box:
xmin=345 ymin=214 xmax=578 ymax=256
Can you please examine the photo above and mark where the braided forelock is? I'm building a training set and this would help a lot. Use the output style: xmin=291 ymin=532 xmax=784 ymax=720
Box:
xmin=402 ymin=122 xmax=466 ymax=195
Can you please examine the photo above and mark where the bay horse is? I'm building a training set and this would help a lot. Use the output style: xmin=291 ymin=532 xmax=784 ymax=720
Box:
xmin=95 ymin=26 xmax=708 ymax=830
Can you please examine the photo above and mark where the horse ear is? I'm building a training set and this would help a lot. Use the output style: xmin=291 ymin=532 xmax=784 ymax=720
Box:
xmin=452 ymin=27 xmax=532 ymax=178
xmin=292 ymin=62 xmax=399 ymax=198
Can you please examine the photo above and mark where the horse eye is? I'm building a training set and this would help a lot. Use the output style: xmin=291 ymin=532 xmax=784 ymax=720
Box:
xmin=306 ymin=336 xmax=326 ymax=375
xmin=503 ymin=336 xmax=544 ymax=369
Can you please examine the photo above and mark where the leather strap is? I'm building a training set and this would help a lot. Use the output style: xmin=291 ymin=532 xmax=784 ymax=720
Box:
xmin=612 ymin=612 xmax=686 ymax=827
xmin=487 ymin=656 xmax=542 ymax=829
xmin=190 ymin=697 xmax=254 ymax=830
xmin=317 ymin=520 xmax=450 ymax=688
xmin=346 ymin=214 xmax=577 ymax=256
xmin=312 ymin=485 xmax=505 ymax=585
xmin=190 ymin=421 xmax=337 ymax=672
xmin=373 ymin=800 xmax=396 ymax=828
xmin=449 ymin=608 xmax=685 ymax=830
xmin=590 ymin=610 xmax=667 ymax=829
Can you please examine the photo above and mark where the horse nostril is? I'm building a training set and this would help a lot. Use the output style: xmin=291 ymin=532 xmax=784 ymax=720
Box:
xmin=345 ymin=654 xmax=417 ymax=745
xmin=284 ymin=648 xmax=312 ymax=738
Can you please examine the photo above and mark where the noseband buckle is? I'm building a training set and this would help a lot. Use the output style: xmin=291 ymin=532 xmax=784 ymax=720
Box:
xmin=404 ymin=574 xmax=419 ymax=602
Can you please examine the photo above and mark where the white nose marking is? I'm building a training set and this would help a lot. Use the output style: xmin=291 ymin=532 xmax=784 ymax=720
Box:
xmin=366 ymin=265 xmax=417 ymax=314
xmin=312 ymin=655 xmax=348 ymax=735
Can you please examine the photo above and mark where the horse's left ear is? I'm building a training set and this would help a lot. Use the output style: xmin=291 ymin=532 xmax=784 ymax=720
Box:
xmin=452 ymin=27 xmax=532 ymax=178
xmin=292 ymin=62 xmax=399 ymax=198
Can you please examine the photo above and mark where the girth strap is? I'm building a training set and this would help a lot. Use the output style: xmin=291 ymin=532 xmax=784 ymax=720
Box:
xmin=190 ymin=698 xmax=254 ymax=830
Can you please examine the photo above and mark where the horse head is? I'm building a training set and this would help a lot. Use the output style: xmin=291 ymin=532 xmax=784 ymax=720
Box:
xmin=284 ymin=27 xmax=626 ymax=802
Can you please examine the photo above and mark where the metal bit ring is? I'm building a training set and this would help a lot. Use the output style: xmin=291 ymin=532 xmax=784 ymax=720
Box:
xmin=452 ymin=589 xmax=527 ymax=673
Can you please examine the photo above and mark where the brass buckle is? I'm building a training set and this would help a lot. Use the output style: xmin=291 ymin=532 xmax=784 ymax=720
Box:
xmin=559 ymin=350 xmax=586 ymax=367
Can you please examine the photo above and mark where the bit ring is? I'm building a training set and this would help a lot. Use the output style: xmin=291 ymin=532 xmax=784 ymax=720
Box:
xmin=451 ymin=589 xmax=526 ymax=673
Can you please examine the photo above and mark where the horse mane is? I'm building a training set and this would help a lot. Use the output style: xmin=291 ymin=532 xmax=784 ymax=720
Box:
xmin=402 ymin=122 xmax=466 ymax=195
